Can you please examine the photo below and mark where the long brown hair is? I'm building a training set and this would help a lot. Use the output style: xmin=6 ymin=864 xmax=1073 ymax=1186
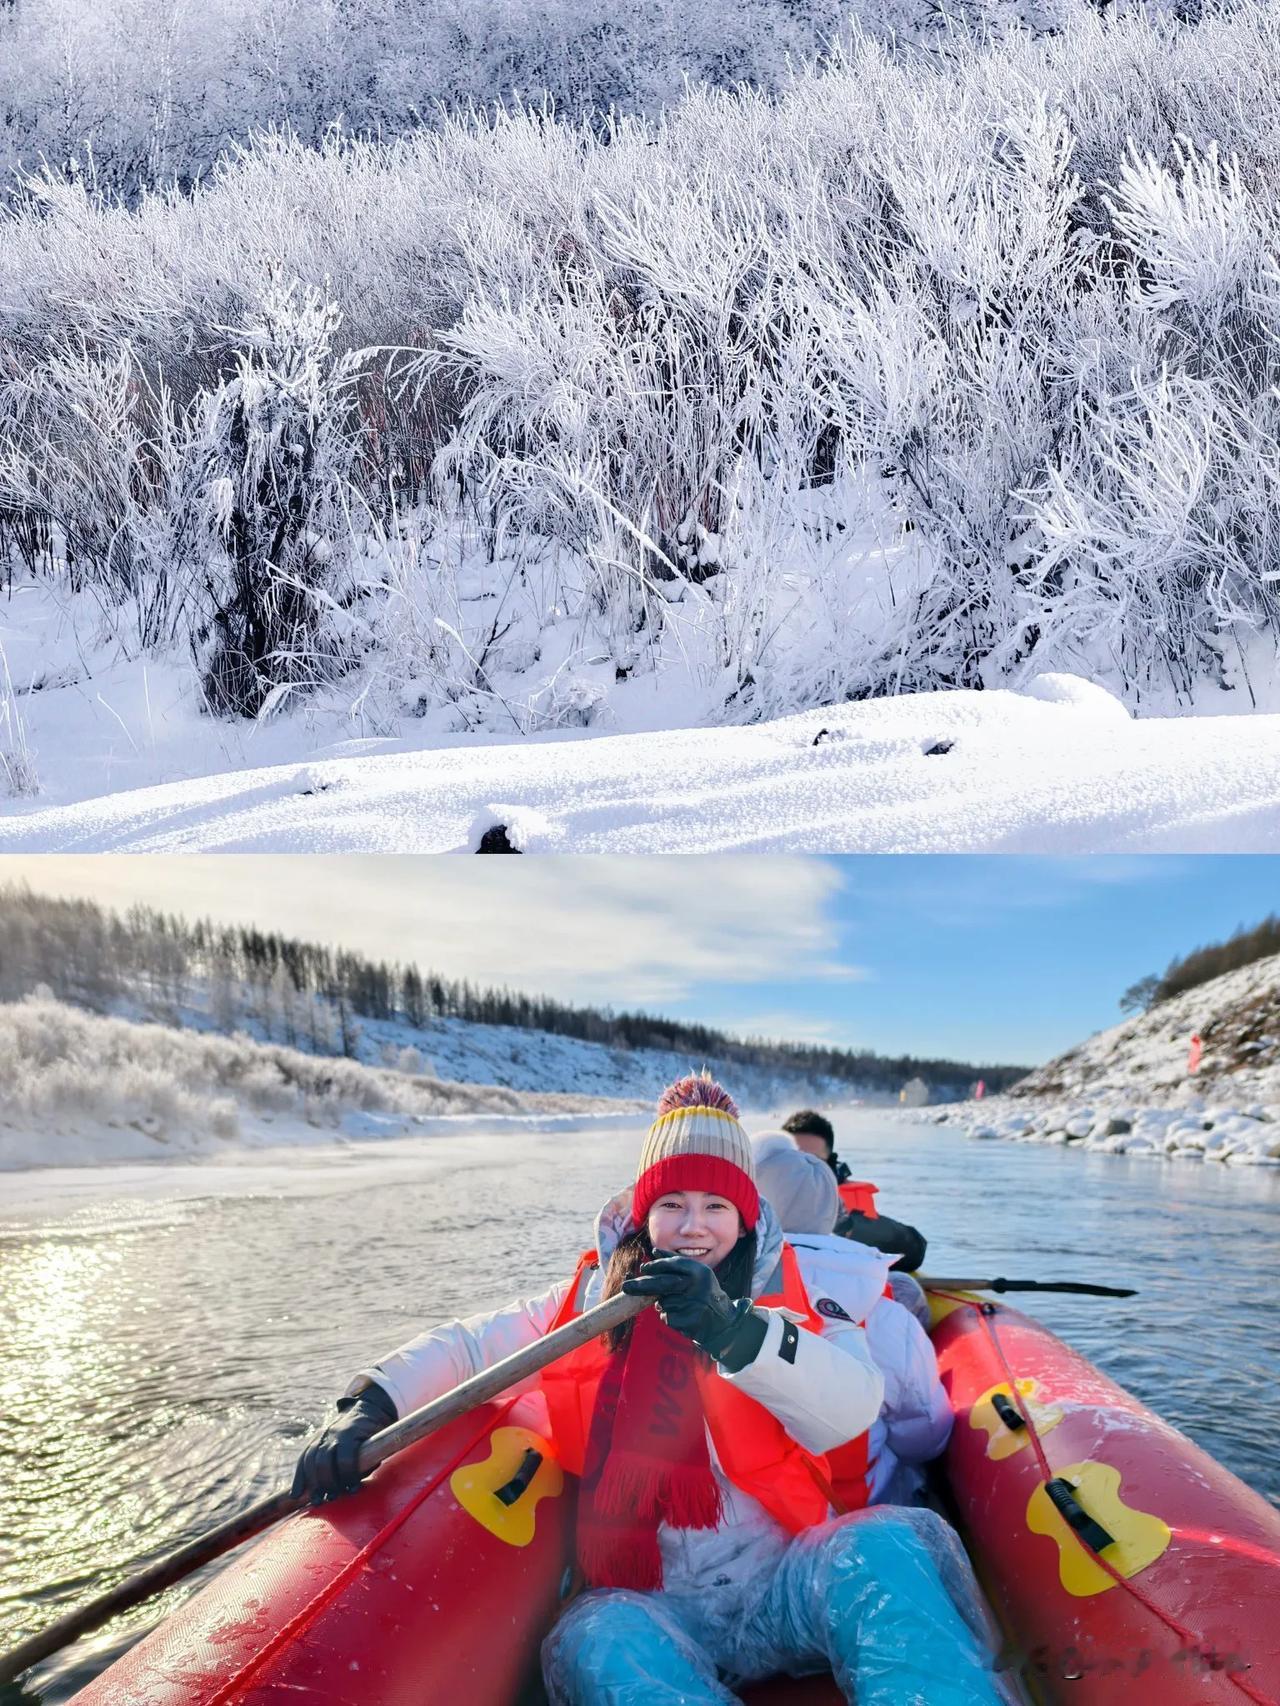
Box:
xmin=601 ymin=1225 xmax=758 ymax=1350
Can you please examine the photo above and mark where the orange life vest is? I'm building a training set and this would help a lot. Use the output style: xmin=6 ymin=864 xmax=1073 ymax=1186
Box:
xmin=836 ymin=1179 xmax=896 ymax=1307
xmin=838 ymin=1179 xmax=879 ymax=1218
xmin=541 ymin=1242 xmax=873 ymax=1528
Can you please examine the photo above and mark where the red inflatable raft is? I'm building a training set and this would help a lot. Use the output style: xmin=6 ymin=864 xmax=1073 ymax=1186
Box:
xmin=70 ymin=1294 xmax=1280 ymax=1706
xmin=930 ymin=1289 xmax=1280 ymax=1706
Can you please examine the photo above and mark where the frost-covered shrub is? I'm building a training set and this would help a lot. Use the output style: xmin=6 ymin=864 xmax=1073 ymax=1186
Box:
xmin=0 ymin=996 xmax=592 ymax=1153
xmin=0 ymin=645 xmax=38 ymax=798
xmin=195 ymin=282 xmax=363 ymax=717
xmin=0 ymin=345 xmax=146 ymax=602
xmin=5 ymin=2 xmax=1280 ymax=720
xmin=0 ymin=0 xmax=1074 ymax=209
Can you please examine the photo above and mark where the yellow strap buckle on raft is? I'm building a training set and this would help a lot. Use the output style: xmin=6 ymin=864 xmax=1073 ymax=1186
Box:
xmin=450 ymin=1425 xmax=565 ymax=1548
xmin=1026 ymin=1461 xmax=1172 ymax=1597
xmin=970 ymin=1379 xmax=1064 ymax=1461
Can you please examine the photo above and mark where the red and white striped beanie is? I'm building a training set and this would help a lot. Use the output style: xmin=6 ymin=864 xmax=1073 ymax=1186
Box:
xmin=633 ymin=1074 xmax=759 ymax=1231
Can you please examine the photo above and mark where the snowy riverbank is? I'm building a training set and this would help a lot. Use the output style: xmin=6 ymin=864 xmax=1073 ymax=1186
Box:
xmin=927 ymin=1098 xmax=1280 ymax=1168
xmin=0 ymin=997 xmax=643 ymax=1171
xmin=3 ymin=673 xmax=1278 ymax=852
xmin=925 ymin=947 xmax=1280 ymax=1168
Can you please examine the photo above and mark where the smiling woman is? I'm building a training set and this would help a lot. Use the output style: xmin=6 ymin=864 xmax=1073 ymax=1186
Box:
xmin=646 ymin=1193 xmax=743 ymax=1266
xmin=275 ymin=1072 xmax=1002 ymax=1703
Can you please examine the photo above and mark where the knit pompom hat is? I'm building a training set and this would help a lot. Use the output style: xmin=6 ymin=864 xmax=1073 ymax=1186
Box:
xmin=751 ymin=1132 xmax=839 ymax=1236
xmin=633 ymin=1074 xmax=759 ymax=1231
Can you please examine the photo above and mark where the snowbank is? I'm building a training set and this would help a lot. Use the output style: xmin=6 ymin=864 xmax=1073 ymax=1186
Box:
xmin=3 ymin=674 xmax=1278 ymax=852
xmin=928 ymin=1098 xmax=1280 ymax=1169
xmin=0 ymin=997 xmax=641 ymax=1171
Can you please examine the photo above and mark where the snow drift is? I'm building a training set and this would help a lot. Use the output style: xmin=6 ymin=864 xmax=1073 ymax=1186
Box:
xmin=2 ymin=675 xmax=1277 ymax=851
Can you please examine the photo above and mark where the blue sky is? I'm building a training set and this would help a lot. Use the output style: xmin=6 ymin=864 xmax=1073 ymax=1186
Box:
xmin=3 ymin=855 xmax=1276 ymax=1067
xmin=692 ymin=856 xmax=1275 ymax=1065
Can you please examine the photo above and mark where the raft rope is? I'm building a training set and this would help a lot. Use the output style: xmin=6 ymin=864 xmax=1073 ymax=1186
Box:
xmin=202 ymin=1396 xmax=524 ymax=1706
xmin=933 ymin=1292 xmax=1274 ymax=1706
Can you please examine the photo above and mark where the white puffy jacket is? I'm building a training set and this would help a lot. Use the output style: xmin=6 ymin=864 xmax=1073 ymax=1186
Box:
xmin=786 ymin=1232 xmax=953 ymax=1502
xmin=349 ymin=1194 xmax=884 ymax=1605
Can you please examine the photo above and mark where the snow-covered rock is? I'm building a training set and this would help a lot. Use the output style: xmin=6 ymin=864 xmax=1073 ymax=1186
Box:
xmin=933 ymin=1092 xmax=1280 ymax=1173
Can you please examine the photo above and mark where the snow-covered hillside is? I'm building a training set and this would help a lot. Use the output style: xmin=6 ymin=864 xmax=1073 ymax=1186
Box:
xmin=1011 ymin=952 xmax=1280 ymax=1105
xmin=3 ymin=674 xmax=1277 ymax=852
xmin=931 ymin=952 xmax=1280 ymax=1168
xmin=340 ymin=1011 xmax=900 ymax=1111
xmin=0 ymin=986 xmax=906 ymax=1171
xmin=0 ymin=996 xmax=642 ymax=1171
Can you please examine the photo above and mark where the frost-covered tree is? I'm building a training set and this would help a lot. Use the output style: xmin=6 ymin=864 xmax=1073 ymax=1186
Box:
xmin=209 ymin=953 xmax=240 ymax=1032
xmin=272 ymin=962 xmax=300 ymax=1047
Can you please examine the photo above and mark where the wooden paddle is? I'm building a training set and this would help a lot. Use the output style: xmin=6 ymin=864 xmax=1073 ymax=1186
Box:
xmin=919 ymin=1275 xmax=1137 ymax=1297
xmin=0 ymin=1289 xmax=648 ymax=1690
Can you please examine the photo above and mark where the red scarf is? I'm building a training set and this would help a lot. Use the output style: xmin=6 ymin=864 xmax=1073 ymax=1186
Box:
xmin=575 ymin=1308 xmax=722 ymax=1590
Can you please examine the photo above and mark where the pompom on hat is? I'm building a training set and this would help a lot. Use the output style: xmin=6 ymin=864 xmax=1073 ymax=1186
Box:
xmin=633 ymin=1073 xmax=759 ymax=1231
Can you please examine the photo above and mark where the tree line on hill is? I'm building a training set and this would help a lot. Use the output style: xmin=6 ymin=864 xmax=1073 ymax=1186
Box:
xmin=1119 ymin=915 xmax=1280 ymax=1016
xmin=0 ymin=885 xmax=1025 ymax=1093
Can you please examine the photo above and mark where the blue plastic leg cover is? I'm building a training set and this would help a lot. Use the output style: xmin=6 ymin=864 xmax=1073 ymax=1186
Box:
xmin=543 ymin=1511 xmax=1009 ymax=1706
xmin=741 ymin=1508 xmax=1007 ymax=1706
xmin=542 ymin=1587 xmax=741 ymax=1706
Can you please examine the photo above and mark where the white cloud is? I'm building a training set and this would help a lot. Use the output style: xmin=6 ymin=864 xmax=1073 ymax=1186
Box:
xmin=704 ymin=1012 xmax=857 ymax=1047
xmin=0 ymin=855 xmax=864 ymax=1008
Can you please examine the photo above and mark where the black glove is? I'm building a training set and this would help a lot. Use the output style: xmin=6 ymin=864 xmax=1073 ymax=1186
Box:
xmin=291 ymin=1382 xmax=397 ymax=1503
xmin=622 ymin=1256 xmax=767 ymax=1371
xmin=835 ymin=1209 xmax=927 ymax=1273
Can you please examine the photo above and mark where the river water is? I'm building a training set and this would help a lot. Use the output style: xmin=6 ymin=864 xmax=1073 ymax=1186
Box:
xmin=2 ymin=1113 xmax=1278 ymax=1703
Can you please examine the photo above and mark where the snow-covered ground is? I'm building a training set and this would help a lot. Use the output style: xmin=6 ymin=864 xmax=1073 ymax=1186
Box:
xmin=0 ymin=996 xmax=644 ymax=1170
xmin=930 ymin=950 xmax=1280 ymax=1169
xmin=3 ymin=671 xmax=1278 ymax=852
